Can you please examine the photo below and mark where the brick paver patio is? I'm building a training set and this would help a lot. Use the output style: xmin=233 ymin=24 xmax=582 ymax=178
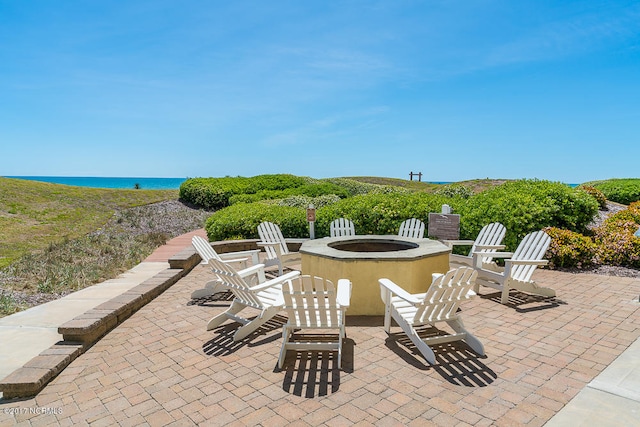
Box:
xmin=1 ymin=266 xmax=638 ymax=426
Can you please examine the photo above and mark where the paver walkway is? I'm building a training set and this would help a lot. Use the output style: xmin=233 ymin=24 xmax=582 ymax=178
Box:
xmin=1 ymin=250 xmax=638 ymax=425
xmin=0 ymin=229 xmax=208 ymax=386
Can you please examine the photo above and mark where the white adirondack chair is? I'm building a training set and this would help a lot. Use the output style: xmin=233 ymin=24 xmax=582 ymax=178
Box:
xmin=398 ymin=218 xmax=425 ymax=239
xmin=444 ymin=222 xmax=506 ymax=270
xmin=278 ymin=275 xmax=351 ymax=369
xmin=379 ymin=267 xmax=484 ymax=365
xmin=330 ymin=218 xmax=356 ymax=237
xmin=472 ymin=230 xmax=554 ymax=304
xmin=206 ymin=259 xmax=300 ymax=341
xmin=257 ymin=221 xmax=302 ymax=275
xmin=191 ymin=235 xmax=261 ymax=299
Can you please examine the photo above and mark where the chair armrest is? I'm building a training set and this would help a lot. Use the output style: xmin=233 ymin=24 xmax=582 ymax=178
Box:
xmin=249 ymin=270 xmax=301 ymax=292
xmin=236 ymin=264 xmax=265 ymax=278
xmin=473 ymin=251 xmax=514 ymax=258
xmin=473 ymin=244 xmax=506 ymax=250
xmin=257 ymin=241 xmax=286 ymax=257
xmin=218 ymin=257 xmax=249 ymax=265
xmin=378 ymin=278 xmax=422 ymax=305
xmin=442 ymin=239 xmax=475 ymax=247
xmin=219 ymin=249 xmax=261 ymax=265
xmin=506 ymin=259 xmax=549 ymax=266
xmin=337 ymin=279 xmax=352 ymax=308
xmin=257 ymin=242 xmax=280 ymax=249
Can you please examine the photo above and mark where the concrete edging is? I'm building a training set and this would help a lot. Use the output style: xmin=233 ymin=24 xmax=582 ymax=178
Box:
xmin=0 ymin=250 xmax=198 ymax=399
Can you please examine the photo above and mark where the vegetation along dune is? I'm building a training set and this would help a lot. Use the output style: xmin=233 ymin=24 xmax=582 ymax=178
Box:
xmin=1 ymin=175 xmax=640 ymax=317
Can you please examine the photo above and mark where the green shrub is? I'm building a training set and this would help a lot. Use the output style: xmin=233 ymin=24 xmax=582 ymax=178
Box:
xmin=584 ymin=178 xmax=640 ymax=205
xmin=322 ymin=178 xmax=408 ymax=196
xmin=271 ymin=194 xmax=342 ymax=209
xmin=181 ymin=175 xmax=351 ymax=209
xmin=244 ymin=174 xmax=309 ymax=193
xmin=591 ymin=201 xmax=640 ymax=267
xmin=314 ymin=192 xmax=451 ymax=237
xmin=544 ymin=227 xmax=596 ymax=268
xmin=205 ymin=192 xmax=451 ymax=241
xmin=435 ymin=184 xmax=473 ymax=199
xmin=179 ymin=177 xmax=250 ymax=210
xmin=228 ymin=183 xmax=350 ymax=205
xmin=203 ymin=179 xmax=603 ymax=262
xmin=205 ymin=204 xmax=308 ymax=241
xmin=457 ymin=179 xmax=598 ymax=250
xmin=577 ymin=185 xmax=607 ymax=209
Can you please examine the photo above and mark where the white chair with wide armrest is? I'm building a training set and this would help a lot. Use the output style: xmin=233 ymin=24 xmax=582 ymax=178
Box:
xmin=207 ymin=259 xmax=300 ymax=341
xmin=278 ymin=275 xmax=351 ymax=369
xmin=472 ymin=230 xmax=554 ymax=304
xmin=257 ymin=221 xmax=302 ymax=275
xmin=190 ymin=235 xmax=261 ymax=299
xmin=379 ymin=267 xmax=484 ymax=365
xmin=443 ymin=222 xmax=506 ymax=270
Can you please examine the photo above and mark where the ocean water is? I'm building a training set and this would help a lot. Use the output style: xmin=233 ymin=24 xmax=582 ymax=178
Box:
xmin=5 ymin=176 xmax=186 ymax=190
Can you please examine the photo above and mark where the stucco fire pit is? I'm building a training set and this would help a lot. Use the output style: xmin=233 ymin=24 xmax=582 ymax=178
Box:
xmin=300 ymin=235 xmax=451 ymax=315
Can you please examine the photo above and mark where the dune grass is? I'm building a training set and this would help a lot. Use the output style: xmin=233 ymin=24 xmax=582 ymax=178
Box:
xmin=0 ymin=177 xmax=178 ymax=269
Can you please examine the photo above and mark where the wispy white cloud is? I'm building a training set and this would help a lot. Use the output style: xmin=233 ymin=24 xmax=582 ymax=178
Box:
xmin=261 ymin=106 xmax=390 ymax=148
xmin=481 ymin=4 xmax=640 ymax=69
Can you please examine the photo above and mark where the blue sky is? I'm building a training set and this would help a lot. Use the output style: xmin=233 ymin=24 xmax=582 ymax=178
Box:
xmin=1 ymin=1 xmax=639 ymax=183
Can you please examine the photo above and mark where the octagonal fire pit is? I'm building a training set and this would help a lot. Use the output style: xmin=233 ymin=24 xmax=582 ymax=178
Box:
xmin=300 ymin=235 xmax=451 ymax=315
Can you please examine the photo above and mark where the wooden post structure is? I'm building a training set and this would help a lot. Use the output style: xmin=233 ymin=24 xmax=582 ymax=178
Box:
xmin=409 ymin=172 xmax=423 ymax=182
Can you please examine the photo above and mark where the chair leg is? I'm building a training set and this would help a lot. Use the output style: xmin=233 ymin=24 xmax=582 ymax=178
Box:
xmin=233 ymin=306 xmax=280 ymax=341
xmin=395 ymin=313 xmax=436 ymax=364
xmin=500 ymin=285 xmax=510 ymax=304
xmin=337 ymin=332 xmax=343 ymax=369
xmin=447 ymin=319 xmax=485 ymax=356
xmin=410 ymin=331 xmax=436 ymax=365
xmin=277 ymin=261 xmax=283 ymax=276
xmin=207 ymin=300 xmax=243 ymax=331
xmin=278 ymin=326 xmax=293 ymax=369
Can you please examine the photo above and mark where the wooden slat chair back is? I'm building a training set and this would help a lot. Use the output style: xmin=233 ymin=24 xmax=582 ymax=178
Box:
xmin=190 ymin=235 xmax=261 ymax=299
xmin=257 ymin=221 xmax=301 ymax=275
xmin=192 ymin=235 xmax=220 ymax=264
xmin=472 ymin=230 xmax=554 ymax=304
xmin=206 ymin=259 xmax=300 ymax=341
xmin=210 ymin=260 xmax=267 ymax=309
xmin=379 ymin=267 xmax=484 ymax=365
xmin=445 ymin=222 xmax=506 ymax=269
xmin=278 ymin=275 xmax=351 ymax=369
xmin=412 ymin=267 xmax=477 ymax=325
xmin=330 ymin=218 xmax=356 ymax=237
xmin=398 ymin=218 xmax=425 ymax=239
xmin=470 ymin=222 xmax=507 ymax=259
xmin=258 ymin=221 xmax=290 ymax=260
xmin=509 ymin=230 xmax=551 ymax=283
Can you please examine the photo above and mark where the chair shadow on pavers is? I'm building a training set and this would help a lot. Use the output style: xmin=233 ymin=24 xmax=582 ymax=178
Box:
xmin=202 ymin=314 xmax=287 ymax=356
xmin=479 ymin=290 xmax=565 ymax=313
xmin=279 ymin=338 xmax=355 ymax=398
xmin=384 ymin=329 xmax=496 ymax=386
xmin=431 ymin=342 xmax=497 ymax=386
xmin=187 ymin=291 xmax=234 ymax=307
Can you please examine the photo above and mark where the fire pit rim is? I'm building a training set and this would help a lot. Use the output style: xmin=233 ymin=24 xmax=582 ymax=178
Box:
xmin=299 ymin=235 xmax=451 ymax=261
